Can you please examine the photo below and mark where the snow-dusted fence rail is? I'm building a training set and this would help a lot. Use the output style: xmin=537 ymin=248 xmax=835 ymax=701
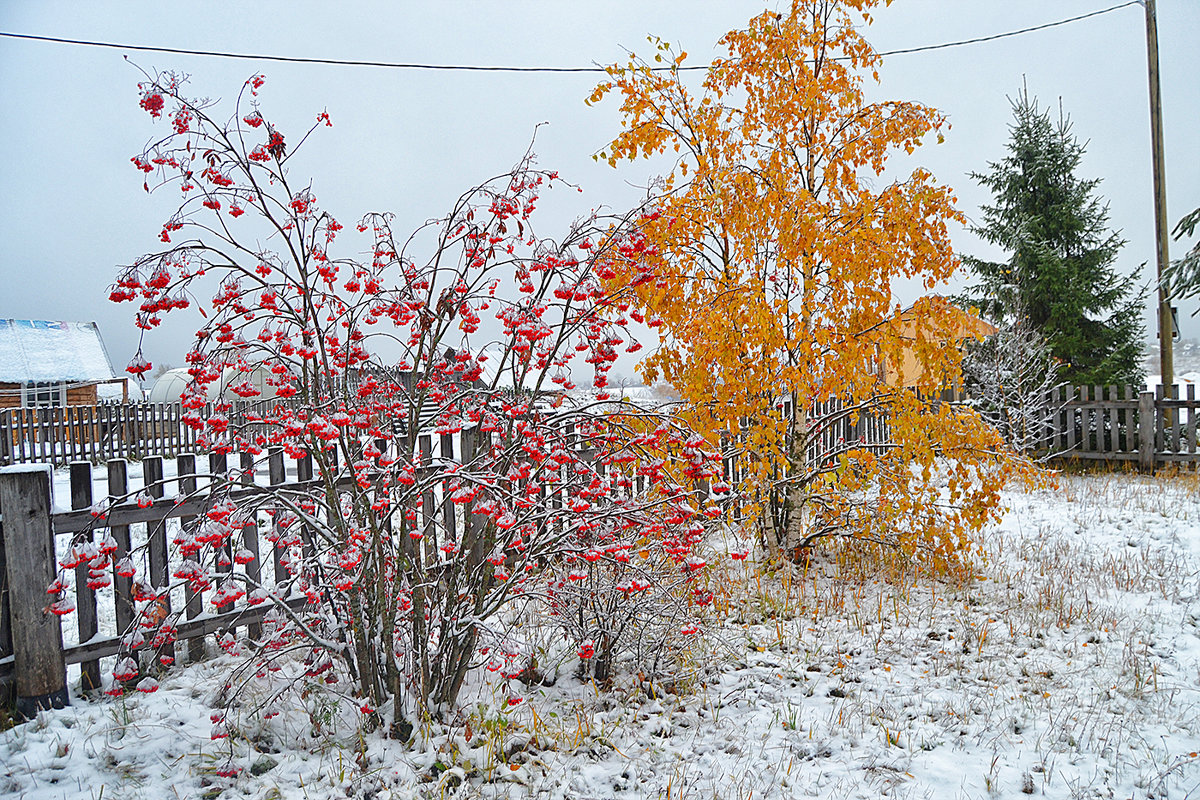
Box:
xmin=0 ymin=431 xmax=507 ymax=718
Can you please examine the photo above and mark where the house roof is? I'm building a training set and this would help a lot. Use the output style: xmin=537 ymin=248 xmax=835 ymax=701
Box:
xmin=0 ymin=320 xmax=117 ymax=384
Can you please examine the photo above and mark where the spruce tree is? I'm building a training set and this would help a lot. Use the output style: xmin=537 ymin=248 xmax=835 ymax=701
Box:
xmin=961 ymin=89 xmax=1145 ymax=388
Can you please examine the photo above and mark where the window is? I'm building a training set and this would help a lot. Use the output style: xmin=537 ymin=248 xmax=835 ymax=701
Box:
xmin=22 ymin=381 xmax=65 ymax=407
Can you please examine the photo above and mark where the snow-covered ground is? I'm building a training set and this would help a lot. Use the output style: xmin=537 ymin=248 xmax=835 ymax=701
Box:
xmin=3 ymin=470 xmax=1199 ymax=799
xmin=1147 ymin=372 xmax=1200 ymax=395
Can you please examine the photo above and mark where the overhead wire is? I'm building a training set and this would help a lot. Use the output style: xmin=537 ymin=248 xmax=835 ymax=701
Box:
xmin=0 ymin=2 xmax=1140 ymax=73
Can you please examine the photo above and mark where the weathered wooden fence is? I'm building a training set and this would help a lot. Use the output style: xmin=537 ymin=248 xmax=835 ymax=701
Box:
xmin=1025 ymin=384 xmax=1200 ymax=471
xmin=0 ymin=423 xmax=645 ymax=717
xmin=797 ymin=384 xmax=1200 ymax=471
xmin=0 ymin=401 xmax=288 ymax=468
xmin=0 ymin=403 xmax=199 ymax=467
xmin=0 ymin=434 xmax=482 ymax=717
xmin=6 ymin=385 xmax=1200 ymax=473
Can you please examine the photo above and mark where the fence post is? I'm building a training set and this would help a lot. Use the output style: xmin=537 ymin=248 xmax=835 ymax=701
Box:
xmin=0 ymin=465 xmax=68 ymax=718
xmin=1138 ymin=391 xmax=1157 ymax=473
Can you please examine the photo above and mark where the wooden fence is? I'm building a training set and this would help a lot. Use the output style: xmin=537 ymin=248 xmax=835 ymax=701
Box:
xmin=3 ymin=383 xmax=1198 ymax=715
xmin=6 ymin=385 xmax=1200 ymax=473
xmin=1017 ymin=384 xmax=1199 ymax=470
xmin=0 ymin=401 xmax=287 ymax=468
xmin=0 ymin=429 xmax=507 ymax=717
xmin=0 ymin=403 xmax=200 ymax=467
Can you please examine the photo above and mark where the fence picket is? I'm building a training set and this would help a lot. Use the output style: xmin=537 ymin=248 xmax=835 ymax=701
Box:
xmin=107 ymin=460 xmax=135 ymax=646
xmin=268 ymin=448 xmax=286 ymax=588
xmin=1189 ymin=385 xmax=1197 ymax=455
xmin=69 ymin=461 xmax=101 ymax=692
xmin=1171 ymin=383 xmax=1182 ymax=454
xmin=143 ymin=455 xmax=173 ymax=668
xmin=440 ymin=435 xmax=457 ymax=542
xmin=239 ymin=452 xmax=262 ymax=640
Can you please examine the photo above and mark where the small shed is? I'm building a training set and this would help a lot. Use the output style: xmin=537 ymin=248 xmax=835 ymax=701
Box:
xmin=0 ymin=320 xmax=126 ymax=409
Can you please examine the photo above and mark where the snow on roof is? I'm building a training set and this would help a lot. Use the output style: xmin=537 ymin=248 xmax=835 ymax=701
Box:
xmin=0 ymin=319 xmax=117 ymax=383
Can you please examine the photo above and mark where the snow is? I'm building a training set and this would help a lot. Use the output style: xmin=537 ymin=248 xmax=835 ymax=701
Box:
xmin=0 ymin=320 xmax=116 ymax=383
xmin=4 ymin=470 xmax=1199 ymax=799
xmin=1147 ymin=372 xmax=1200 ymax=394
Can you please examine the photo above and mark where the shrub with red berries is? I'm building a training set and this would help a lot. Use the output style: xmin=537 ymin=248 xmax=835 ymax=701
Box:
xmin=101 ymin=70 xmax=723 ymax=736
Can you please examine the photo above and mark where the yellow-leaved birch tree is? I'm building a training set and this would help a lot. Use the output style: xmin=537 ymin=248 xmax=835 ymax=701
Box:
xmin=590 ymin=0 xmax=1033 ymax=569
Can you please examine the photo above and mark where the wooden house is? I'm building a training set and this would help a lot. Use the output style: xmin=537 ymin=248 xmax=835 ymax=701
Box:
xmin=877 ymin=301 xmax=997 ymax=388
xmin=0 ymin=319 xmax=126 ymax=409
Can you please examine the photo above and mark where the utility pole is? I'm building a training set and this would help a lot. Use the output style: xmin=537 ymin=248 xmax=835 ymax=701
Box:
xmin=1145 ymin=0 xmax=1173 ymax=392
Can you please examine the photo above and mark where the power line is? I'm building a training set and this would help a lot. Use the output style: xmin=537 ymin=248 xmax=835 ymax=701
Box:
xmin=0 ymin=2 xmax=1139 ymax=74
xmin=873 ymin=1 xmax=1139 ymax=57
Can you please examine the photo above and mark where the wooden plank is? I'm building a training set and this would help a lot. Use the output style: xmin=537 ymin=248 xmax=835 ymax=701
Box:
xmin=440 ymin=434 xmax=457 ymax=541
xmin=107 ymin=460 xmax=135 ymax=643
xmin=51 ymin=470 xmax=350 ymax=535
xmin=1156 ymin=384 xmax=1166 ymax=454
xmin=1153 ymin=452 xmax=1200 ymax=463
xmin=208 ymin=452 xmax=233 ymax=630
xmin=1116 ymin=386 xmax=1126 ymax=452
xmin=1171 ymin=383 xmax=1182 ymax=454
xmin=420 ymin=434 xmax=436 ymax=542
xmin=1139 ymin=391 xmax=1157 ymax=473
xmin=0 ymin=466 xmax=69 ymax=717
xmin=80 ymin=406 xmax=90 ymax=464
xmin=114 ymin=404 xmax=124 ymax=461
xmin=50 ymin=408 xmax=61 ymax=466
xmin=134 ymin=404 xmax=144 ymax=460
xmin=69 ymin=461 xmax=101 ymax=692
xmin=1066 ymin=386 xmax=1077 ymax=452
xmin=176 ymin=453 xmax=202 ymax=662
xmin=108 ymin=405 xmax=118 ymax=461
xmin=71 ymin=406 xmax=82 ymax=464
xmin=240 ymin=452 xmax=262 ymax=640
xmin=1080 ymin=386 xmax=1091 ymax=451
xmin=67 ymin=596 xmax=309 ymax=667
xmin=36 ymin=407 xmax=49 ymax=465
xmin=63 ymin=408 xmax=74 ymax=464
xmin=67 ymin=407 xmax=76 ymax=463
xmin=143 ymin=455 xmax=173 ymax=667
xmin=1 ymin=595 xmax=311 ymax=680
xmin=268 ymin=448 xmax=286 ymax=587
xmin=0 ymin=410 xmax=12 ymax=466
xmin=1103 ymin=386 xmax=1114 ymax=453
xmin=1189 ymin=385 xmax=1198 ymax=455
xmin=20 ymin=408 xmax=33 ymax=464
xmin=459 ymin=428 xmax=484 ymax=565
xmin=96 ymin=406 xmax=107 ymax=463
xmin=88 ymin=405 xmax=98 ymax=463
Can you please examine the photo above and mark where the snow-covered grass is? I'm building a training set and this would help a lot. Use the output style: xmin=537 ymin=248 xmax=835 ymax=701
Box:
xmin=4 ymin=469 xmax=1200 ymax=799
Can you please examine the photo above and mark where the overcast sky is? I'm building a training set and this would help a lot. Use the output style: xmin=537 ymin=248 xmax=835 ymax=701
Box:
xmin=1 ymin=1 xmax=1197 ymax=383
